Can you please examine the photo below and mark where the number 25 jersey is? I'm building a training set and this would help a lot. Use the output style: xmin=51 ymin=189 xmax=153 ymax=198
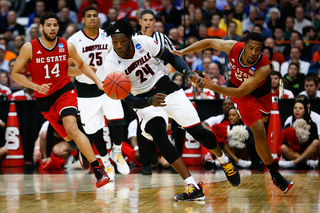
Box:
xmin=28 ymin=37 xmax=70 ymax=98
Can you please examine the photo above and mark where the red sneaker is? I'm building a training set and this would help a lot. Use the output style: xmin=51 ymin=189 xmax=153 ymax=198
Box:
xmin=93 ymin=166 xmax=111 ymax=188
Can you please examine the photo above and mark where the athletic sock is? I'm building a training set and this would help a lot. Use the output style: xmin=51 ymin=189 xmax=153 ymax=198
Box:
xmin=91 ymin=160 xmax=99 ymax=168
xmin=185 ymin=176 xmax=199 ymax=190
xmin=217 ymin=152 xmax=229 ymax=164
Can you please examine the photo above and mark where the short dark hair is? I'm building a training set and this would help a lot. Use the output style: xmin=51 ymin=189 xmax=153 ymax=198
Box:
xmin=140 ymin=9 xmax=155 ymax=19
xmin=40 ymin=12 xmax=59 ymax=25
xmin=305 ymin=74 xmax=319 ymax=86
xmin=105 ymin=18 xmax=136 ymax=38
xmin=244 ymin=32 xmax=264 ymax=45
xmin=270 ymin=70 xmax=282 ymax=78
xmin=82 ymin=6 xmax=98 ymax=17
xmin=262 ymin=46 xmax=273 ymax=60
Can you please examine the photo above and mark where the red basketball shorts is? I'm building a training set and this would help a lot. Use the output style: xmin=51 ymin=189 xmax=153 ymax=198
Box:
xmin=41 ymin=89 xmax=78 ymax=138
xmin=231 ymin=92 xmax=272 ymax=127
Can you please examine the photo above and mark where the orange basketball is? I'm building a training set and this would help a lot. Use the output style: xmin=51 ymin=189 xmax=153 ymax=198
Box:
xmin=103 ymin=72 xmax=131 ymax=100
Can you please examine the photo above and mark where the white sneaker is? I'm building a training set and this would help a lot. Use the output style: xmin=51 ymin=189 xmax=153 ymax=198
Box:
xmin=101 ymin=155 xmax=115 ymax=181
xmin=236 ymin=159 xmax=252 ymax=168
xmin=279 ymin=160 xmax=295 ymax=169
xmin=306 ymin=160 xmax=319 ymax=169
xmin=67 ymin=160 xmax=83 ymax=170
xmin=63 ymin=155 xmax=74 ymax=169
xmin=110 ymin=149 xmax=130 ymax=175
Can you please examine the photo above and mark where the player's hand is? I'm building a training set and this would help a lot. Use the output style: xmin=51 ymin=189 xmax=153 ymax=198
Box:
xmin=201 ymin=73 xmax=215 ymax=89
xmin=151 ymin=93 xmax=167 ymax=107
xmin=37 ymin=83 xmax=52 ymax=95
xmin=90 ymin=66 xmax=97 ymax=73
xmin=96 ymin=80 xmax=104 ymax=90
xmin=33 ymin=148 xmax=42 ymax=164
xmin=171 ymin=50 xmax=183 ymax=57
xmin=190 ymin=74 xmax=204 ymax=90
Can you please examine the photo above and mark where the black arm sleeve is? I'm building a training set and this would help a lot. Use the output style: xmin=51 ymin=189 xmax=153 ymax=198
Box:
xmin=158 ymin=48 xmax=191 ymax=75
xmin=124 ymin=94 xmax=153 ymax=109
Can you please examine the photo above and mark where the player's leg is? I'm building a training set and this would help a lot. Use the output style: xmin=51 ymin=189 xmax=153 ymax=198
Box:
xmin=168 ymin=89 xmax=240 ymax=187
xmin=52 ymin=141 xmax=75 ymax=159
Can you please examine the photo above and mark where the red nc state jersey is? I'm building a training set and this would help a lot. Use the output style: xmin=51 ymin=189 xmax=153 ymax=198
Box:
xmin=28 ymin=37 xmax=70 ymax=98
xmin=229 ymin=42 xmax=270 ymax=89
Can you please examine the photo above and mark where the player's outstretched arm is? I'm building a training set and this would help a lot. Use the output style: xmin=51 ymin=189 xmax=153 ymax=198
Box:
xmin=67 ymin=42 xmax=103 ymax=89
xmin=11 ymin=43 xmax=52 ymax=94
xmin=198 ymin=65 xmax=271 ymax=98
xmin=124 ymin=93 xmax=167 ymax=109
xmin=172 ymin=39 xmax=237 ymax=56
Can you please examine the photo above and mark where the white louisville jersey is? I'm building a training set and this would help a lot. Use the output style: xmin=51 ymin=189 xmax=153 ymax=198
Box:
xmin=68 ymin=28 xmax=112 ymax=84
xmin=104 ymin=35 xmax=167 ymax=96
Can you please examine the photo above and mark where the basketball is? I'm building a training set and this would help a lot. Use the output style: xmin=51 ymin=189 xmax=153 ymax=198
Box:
xmin=103 ymin=71 xmax=131 ymax=100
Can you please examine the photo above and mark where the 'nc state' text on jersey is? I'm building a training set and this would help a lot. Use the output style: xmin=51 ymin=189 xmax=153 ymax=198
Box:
xmin=125 ymin=52 xmax=151 ymax=75
xmin=229 ymin=61 xmax=250 ymax=82
xmin=36 ymin=55 xmax=67 ymax=63
xmin=82 ymin=44 xmax=108 ymax=53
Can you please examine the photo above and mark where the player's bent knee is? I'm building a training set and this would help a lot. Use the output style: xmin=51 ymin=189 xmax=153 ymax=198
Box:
xmin=186 ymin=124 xmax=217 ymax=150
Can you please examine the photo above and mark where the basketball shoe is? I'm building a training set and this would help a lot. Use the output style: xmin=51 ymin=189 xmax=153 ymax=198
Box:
xmin=221 ymin=159 xmax=241 ymax=187
xmin=173 ymin=182 xmax=206 ymax=202
xmin=110 ymin=147 xmax=130 ymax=175
xmin=92 ymin=166 xmax=111 ymax=188
xmin=272 ymin=174 xmax=294 ymax=194
xmin=79 ymin=151 xmax=90 ymax=170
xmin=101 ymin=155 xmax=115 ymax=181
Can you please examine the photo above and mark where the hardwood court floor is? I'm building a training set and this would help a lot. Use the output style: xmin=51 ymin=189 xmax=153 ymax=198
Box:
xmin=0 ymin=167 xmax=319 ymax=213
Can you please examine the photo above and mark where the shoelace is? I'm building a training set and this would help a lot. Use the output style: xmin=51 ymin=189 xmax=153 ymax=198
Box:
xmin=115 ymin=154 xmax=125 ymax=165
xmin=106 ymin=167 xmax=114 ymax=174
xmin=222 ymin=163 xmax=237 ymax=176
xmin=185 ymin=185 xmax=196 ymax=195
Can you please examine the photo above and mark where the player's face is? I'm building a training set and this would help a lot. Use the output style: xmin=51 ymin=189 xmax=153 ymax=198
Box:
xmin=41 ymin=18 xmax=59 ymax=42
xmin=112 ymin=34 xmax=132 ymax=58
xmin=139 ymin=14 xmax=155 ymax=32
xmin=83 ymin=10 xmax=99 ymax=29
xmin=270 ymin=75 xmax=280 ymax=89
xmin=228 ymin=109 xmax=240 ymax=125
xmin=293 ymin=102 xmax=305 ymax=119
xmin=242 ymin=40 xmax=262 ymax=65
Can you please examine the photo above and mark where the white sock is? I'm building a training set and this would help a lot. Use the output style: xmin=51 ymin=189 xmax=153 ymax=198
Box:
xmin=185 ymin=176 xmax=199 ymax=190
xmin=113 ymin=144 xmax=122 ymax=153
xmin=100 ymin=154 xmax=111 ymax=165
xmin=217 ymin=152 xmax=229 ymax=164
xmin=287 ymin=160 xmax=295 ymax=167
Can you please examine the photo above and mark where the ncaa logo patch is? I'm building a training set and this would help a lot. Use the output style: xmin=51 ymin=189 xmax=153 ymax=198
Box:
xmin=58 ymin=43 xmax=65 ymax=52
xmin=135 ymin=44 xmax=141 ymax=50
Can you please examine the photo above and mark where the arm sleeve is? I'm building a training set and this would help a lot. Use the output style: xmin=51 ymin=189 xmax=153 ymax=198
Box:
xmin=124 ymin=94 xmax=153 ymax=109
xmin=158 ymin=48 xmax=191 ymax=75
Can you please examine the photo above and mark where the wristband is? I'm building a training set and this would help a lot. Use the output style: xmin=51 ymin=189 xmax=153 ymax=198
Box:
xmin=34 ymin=147 xmax=40 ymax=150
xmin=133 ymin=146 xmax=139 ymax=151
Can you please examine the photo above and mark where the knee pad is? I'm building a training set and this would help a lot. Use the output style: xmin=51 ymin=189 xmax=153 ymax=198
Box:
xmin=186 ymin=124 xmax=217 ymax=150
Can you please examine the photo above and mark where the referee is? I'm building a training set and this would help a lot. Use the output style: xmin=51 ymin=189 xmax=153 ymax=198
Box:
xmin=134 ymin=9 xmax=186 ymax=175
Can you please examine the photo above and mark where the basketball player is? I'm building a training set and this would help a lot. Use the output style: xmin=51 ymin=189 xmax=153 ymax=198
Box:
xmin=68 ymin=6 xmax=129 ymax=180
xmin=173 ymin=32 xmax=294 ymax=194
xmin=104 ymin=19 xmax=240 ymax=202
xmin=11 ymin=12 xmax=110 ymax=188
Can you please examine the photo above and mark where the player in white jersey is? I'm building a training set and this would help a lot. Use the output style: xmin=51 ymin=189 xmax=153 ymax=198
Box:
xmin=104 ymin=19 xmax=240 ymax=202
xmin=68 ymin=7 xmax=129 ymax=179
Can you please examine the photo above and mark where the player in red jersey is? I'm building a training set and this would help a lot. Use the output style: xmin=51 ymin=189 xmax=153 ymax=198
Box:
xmin=11 ymin=12 xmax=110 ymax=188
xmin=173 ymin=32 xmax=294 ymax=194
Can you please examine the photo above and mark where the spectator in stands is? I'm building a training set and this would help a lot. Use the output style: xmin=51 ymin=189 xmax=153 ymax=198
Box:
xmin=172 ymin=72 xmax=186 ymax=90
xmin=279 ymin=99 xmax=319 ymax=169
xmin=187 ymin=3 xmax=195 ymax=22
xmin=302 ymin=26 xmax=316 ymax=60
xmin=270 ymin=71 xmax=294 ymax=99
xmin=121 ymin=0 xmax=138 ymax=17
xmin=233 ymin=1 xmax=246 ymax=22
xmin=181 ymin=13 xmax=199 ymax=41
xmin=223 ymin=21 xmax=241 ymax=41
xmin=8 ymin=59 xmax=22 ymax=91
xmin=0 ymin=82 xmax=12 ymax=100
xmin=154 ymin=21 xmax=165 ymax=34
xmin=11 ymin=35 xmax=24 ymax=56
xmin=299 ymin=74 xmax=320 ymax=99
xmin=281 ymin=47 xmax=310 ymax=76
xmin=219 ymin=5 xmax=242 ymax=36
xmin=283 ymin=30 xmax=301 ymax=59
xmin=0 ymin=44 xmax=9 ymax=72
xmin=282 ymin=62 xmax=305 ymax=96
xmin=57 ymin=0 xmax=78 ymax=24
xmin=254 ymin=16 xmax=273 ymax=39
xmin=242 ymin=6 xmax=260 ymax=33
xmin=273 ymin=27 xmax=286 ymax=54
xmin=62 ymin=23 xmax=78 ymax=40
xmin=6 ymin=10 xmax=25 ymax=37
xmin=57 ymin=7 xmax=73 ymax=37
xmin=210 ymin=76 xmax=226 ymax=99
xmin=203 ymin=0 xmax=222 ymax=21
xmin=265 ymin=37 xmax=285 ymax=66
xmin=262 ymin=46 xmax=280 ymax=72
xmin=252 ymin=24 xmax=263 ymax=35
xmin=11 ymin=75 xmax=35 ymax=100
xmin=27 ymin=0 xmax=46 ymax=27
xmin=0 ymin=117 xmax=7 ymax=166
xmin=184 ymin=70 xmax=215 ymax=100
xmin=198 ymin=23 xmax=209 ymax=40
xmin=25 ymin=24 xmax=40 ymax=42
xmin=0 ymin=70 xmax=9 ymax=87
xmin=208 ymin=13 xmax=226 ymax=38
xmin=9 ymin=0 xmax=25 ymax=17
xmin=102 ymin=7 xmax=119 ymax=29
xmin=267 ymin=7 xmax=285 ymax=34
xmin=168 ymin=27 xmax=183 ymax=49
xmin=192 ymin=48 xmax=222 ymax=72
xmin=294 ymin=6 xmax=312 ymax=35
xmin=207 ymin=62 xmax=226 ymax=86
xmin=284 ymin=16 xmax=295 ymax=40
xmin=77 ymin=0 xmax=110 ymax=24
xmin=0 ymin=0 xmax=10 ymax=33
xmin=193 ymin=8 xmax=208 ymax=28
xmin=160 ymin=0 xmax=182 ymax=30
xmin=0 ymin=36 xmax=16 ymax=61
xmin=308 ymin=53 xmax=320 ymax=77
xmin=293 ymin=39 xmax=310 ymax=62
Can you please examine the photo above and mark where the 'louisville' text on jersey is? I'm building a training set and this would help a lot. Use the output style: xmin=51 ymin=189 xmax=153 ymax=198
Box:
xmin=36 ymin=55 xmax=67 ymax=63
xmin=125 ymin=52 xmax=151 ymax=75
xmin=82 ymin=44 xmax=108 ymax=53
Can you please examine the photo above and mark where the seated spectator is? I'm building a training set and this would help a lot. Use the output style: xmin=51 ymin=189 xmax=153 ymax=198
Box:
xmin=160 ymin=0 xmax=182 ymax=30
xmin=192 ymin=48 xmax=223 ymax=72
xmin=0 ymin=82 xmax=12 ymax=100
xmin=262 ymin=46 xmax=280 ymax=72
xmin=223 ymin=21 xmax=241 ymax=41
xmin=242 ymin=6 xmax=260 ymax=33
xmin=273 ymin=27 xmax=286 ymax=54
xmin=11 ymin=79 xmax=36 ymax=100
xmin=279 ymin=100 xmax=319 ymax=169
xmin=283 ymin=16 xmax=295 ymax=40
xmin=121 ymin=0 xmax=139 ymax=17
xmin=11 ymin=35 xmax=24 ymax=56
xmin=6 ymin=11 xmax=25 ymax=37
xmin=282 ymin=62 xmax=305 ymax=96
xmin=102 ymin=7 xmax=118 ymax=29
xmin=25 ymin=24 xmax=40 ymax=42
xmin=203 ymin=0 xmax=222 ymax=21
xmin=0 ymin=70 xmax=10 ymax=87
xmin=8 ymin=59 xmax=23 ymax=91
xmin=219 ymin=5 xmax=242 ymax=36
xmin=172 ymin=72 xmax=187 ymax=90
xmin=0 ymin=118 xmax=7 ymax=166
xmin=0 ymin=44 xmax=9 ymax=72
xmin=233 ymin=1 xmax=247 ymax=22
xmin=193 ymin=8 xmax=209 ymax=28
xmin=292 ymin=39 xmax=310 ymax=62
xmin=0 ymin=36 xmax=17 ymax=62
xmin=254 ymin=16 xmax=273 ymax=39
xmin=294 ymin=6 xmax=312 ymax=35
xmin=27 ymin=0 xmax=46 ymax=27
xmin=302 ymin=26 xmax=316 ymax=61
xmin=184 ymin=84 xmax=215 ymax=100
xmin=299 ymin=74 xmax=320 ymax=99
xmin=57 ymin=7 xmax=73 ymax=37
xmin=308 ymin=54 xmax=320 ymax=77
xmin=210 ymin=76 xmax=227 ymax=99
xmin=270 ymin=71 xmax=294 ymax=99
xmin=280 ymin=47 xmax=310 ymax=76
xmin=282 ymin=30 xmax=301 ymax=59
xmin=168 ymin=27 xmax=183 ymax=49
xmin=207 ymin=62 xmax=226 ymax=86
xmin=181 ymin=13 xmax=199 ymax=42
xmin=56 ymin=0 xmax=78 ymax=24
xmin=62 ymin=23 xmax=78 ymax=40
xmin=207 ymin=13 xmax=226 ymax=38
xmin=267 ymin=7 xmax=285 ymax=34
